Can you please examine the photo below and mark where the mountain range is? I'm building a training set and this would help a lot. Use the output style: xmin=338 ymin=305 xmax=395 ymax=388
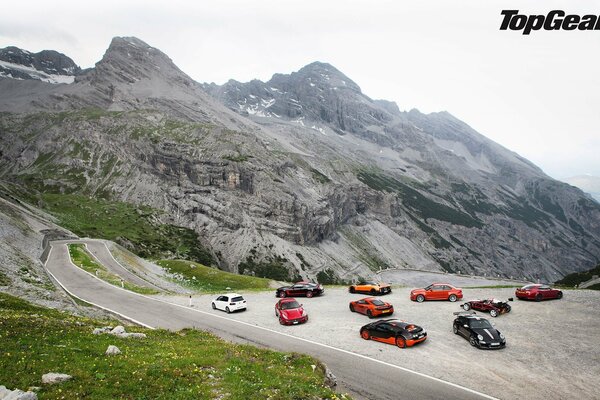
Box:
xmin=1 ymin=37 xmax=599 ymax=283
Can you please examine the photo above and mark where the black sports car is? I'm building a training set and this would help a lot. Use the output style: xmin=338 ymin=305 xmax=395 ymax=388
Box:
xmin=453 ymin=312 xmax=506 ymax=349
xmin=276 ymin=281 xmax=324 ymax=298
xmin=359 ymin=319 xmax=427 ymax=348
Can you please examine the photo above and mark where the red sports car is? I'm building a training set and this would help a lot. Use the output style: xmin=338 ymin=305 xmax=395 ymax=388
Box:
xmin=461 ymin=298 xmax=512 ymax=317
xmin=275 ymin=298 xmax=308 ymax=325
xmin=515 ymin=284 xmax=563 ymax=301
xmin=349 ymin=297 xmax=394 ymax=318
xmin=410 ymin=283 xmax=463 ymax=302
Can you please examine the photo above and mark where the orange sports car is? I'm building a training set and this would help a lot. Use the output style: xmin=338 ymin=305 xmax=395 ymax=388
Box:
xmin=410 ymin=283 xmax=463 ymax=302
xmin=349 ymin=281 xmax=392 ymax=295
xmin=349 ymin=297 xmax=394 ymax=318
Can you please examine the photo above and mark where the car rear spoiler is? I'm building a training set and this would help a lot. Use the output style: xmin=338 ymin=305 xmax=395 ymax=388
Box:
xmin=453 ymin=311 xmax=476 ymax=316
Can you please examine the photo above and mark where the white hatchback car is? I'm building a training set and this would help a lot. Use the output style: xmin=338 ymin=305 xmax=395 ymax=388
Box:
xmin=212 ymin=293 xmax=247 ymax=313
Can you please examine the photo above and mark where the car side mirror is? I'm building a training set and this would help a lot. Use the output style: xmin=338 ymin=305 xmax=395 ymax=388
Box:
xmin=463 ymin=324 xmax=468 ymax=328
xmin=508 ymin=297 xmax=514 ymax=302
xmin=300 ymin=304 xmax=303 ymax=307
xmin=492 ymin=323 xmax=496 ymax=327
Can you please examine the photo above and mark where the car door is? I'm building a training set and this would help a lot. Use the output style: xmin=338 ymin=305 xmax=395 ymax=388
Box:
xmin=356 ymin=299 xmax=368 ymax=314
xmin=290 ymin=284 xmax=304 ymax=296
xmin=539 ymin=286 xmax=550 ymax=299
xmin=372 ymin=323 xmax=391 ymax=341
xmin=430 ymin=285 xmax=443 ymax=300
xmin=457 ymin=318 xmax=470 ymax=338
xmin=216 ymin=295 xmax=228 ymax=311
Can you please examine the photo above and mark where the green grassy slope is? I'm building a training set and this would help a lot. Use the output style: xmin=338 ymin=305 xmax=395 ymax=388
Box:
xmin=157 ymin=260 xmax=273 ymax=293
xmin=0 ymin=293 xmax=346 ymax=399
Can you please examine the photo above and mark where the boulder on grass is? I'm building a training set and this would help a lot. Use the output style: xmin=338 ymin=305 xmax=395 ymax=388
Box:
xmin=41 ymin=373 xmax=72 ymax=385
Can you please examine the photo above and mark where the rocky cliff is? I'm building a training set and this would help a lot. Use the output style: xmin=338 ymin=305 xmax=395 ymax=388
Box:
xmin=1 ymin=37 xmax=598 ymax=283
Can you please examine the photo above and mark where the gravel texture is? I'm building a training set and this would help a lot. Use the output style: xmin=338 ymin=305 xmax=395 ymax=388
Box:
xmin=153 ymin=286 xmax=600 ymax=400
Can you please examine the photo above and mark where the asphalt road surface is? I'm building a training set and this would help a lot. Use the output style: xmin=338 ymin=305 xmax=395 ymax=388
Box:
xmin=44 ymin=240 xmax=496 ymax=400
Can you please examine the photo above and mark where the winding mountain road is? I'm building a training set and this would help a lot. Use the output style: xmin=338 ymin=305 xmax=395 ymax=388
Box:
xmin=44 ymin=240 xmax=496 ymax=400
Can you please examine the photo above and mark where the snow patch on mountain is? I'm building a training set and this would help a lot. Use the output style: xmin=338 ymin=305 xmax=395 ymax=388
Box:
xmin=0 ymin=60 xmax=74 ymax=84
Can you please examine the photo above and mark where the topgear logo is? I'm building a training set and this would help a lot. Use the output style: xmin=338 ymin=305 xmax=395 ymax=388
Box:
xmin=500 ymin=10 xmax=600 ymax=34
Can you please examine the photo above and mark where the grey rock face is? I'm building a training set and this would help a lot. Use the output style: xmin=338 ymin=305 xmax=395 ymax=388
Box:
xmin=41 ymin=373 xmax=72 ymax=385
xmin=1 ymin=36 xmax=598 ymax=284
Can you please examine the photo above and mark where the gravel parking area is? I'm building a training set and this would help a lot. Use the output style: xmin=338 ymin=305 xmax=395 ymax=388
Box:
xmin=153 ymin=286 xmax=600 ymax=400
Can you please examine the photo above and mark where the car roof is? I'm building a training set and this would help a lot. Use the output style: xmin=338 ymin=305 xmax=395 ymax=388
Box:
xmin=220 ymin=292 xmax=242 ymax=297
xmin=279 ymin=297 xmax=298 ymax=302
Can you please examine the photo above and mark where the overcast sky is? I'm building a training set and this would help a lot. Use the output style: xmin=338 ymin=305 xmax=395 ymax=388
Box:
xmin=2 ymin=0 xmax=599 ymax=179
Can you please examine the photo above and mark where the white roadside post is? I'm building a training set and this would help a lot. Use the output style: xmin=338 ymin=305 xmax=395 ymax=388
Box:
xmin=189 ymin=295 xmax=192 ymax=307
xmin=121 ymin=279 xmax=124 ymax=288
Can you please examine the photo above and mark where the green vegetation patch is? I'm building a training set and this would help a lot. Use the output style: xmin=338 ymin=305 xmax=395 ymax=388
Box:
xmin=357 ymin=169 xmax=483 ymax=228
xmin=68 ymin=244 xmax=158 ymax=295
xmin=0 ymin=270 xmax=11 ymax=286
xmin=555 ymin=264 xmax=600 ymax=287
xmin=36 ymin=194 xmax=214 ymax=264
xmin=157 ymin=259 xmax=271 ymax=293
xmin=239 ymin=255 xmax=301 ymax=282
xmin=0 ymin=293 xmax=345 ymax=399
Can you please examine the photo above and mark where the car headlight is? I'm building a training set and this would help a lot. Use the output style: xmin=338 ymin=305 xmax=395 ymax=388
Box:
xmin=301 ymin=310 xmax=307 ymax=317
xmin=499 ymin=332 xmax=505 ymax=340
xmin=477 ymin=334 xmax=484 ymax=341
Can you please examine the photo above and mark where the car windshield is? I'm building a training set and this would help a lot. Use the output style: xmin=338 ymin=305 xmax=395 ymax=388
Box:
xmin=469 ymin=319 xmax=493 ymax=329
xmin=231 ymin=296 xmax=244 ymax=302
xmin=371 ymin=299 xmax=385 ymax=306
xmin=281 ymin=301 xmax=300 ymax=310
xmin=522 ymin=285 xmax=538 ymax=290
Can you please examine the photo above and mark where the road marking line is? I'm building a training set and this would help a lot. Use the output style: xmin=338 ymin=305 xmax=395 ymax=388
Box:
xmin=49 ymin=241 xmax=497 ymax=400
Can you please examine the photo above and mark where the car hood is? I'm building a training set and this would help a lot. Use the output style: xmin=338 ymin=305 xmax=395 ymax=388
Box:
xmin=411 ymin=288 xmax=425 ymax=294
xmin=472 ymin=328 xmax=502 ymax=341
xmin=281 ymin=308 xmax=304 ymax=319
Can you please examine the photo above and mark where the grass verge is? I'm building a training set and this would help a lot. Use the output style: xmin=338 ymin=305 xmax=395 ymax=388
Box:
xmin=68 ymin=244 xmax=159 ymax=295
xmin=157 ymin=260 xmax=273 ymax=293
xmin=0 ymin=292 xmax=346 ymax=399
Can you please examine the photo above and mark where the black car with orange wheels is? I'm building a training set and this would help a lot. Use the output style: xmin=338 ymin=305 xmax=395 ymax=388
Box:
xmin=360 ymin=319 xmax=427 ymax=348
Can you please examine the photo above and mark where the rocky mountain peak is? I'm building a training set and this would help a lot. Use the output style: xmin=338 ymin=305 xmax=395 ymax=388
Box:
xmin=0 ymin=45 xmax=80 ymax=84
xmin=85 ymin=36 xmax=195 ymax=88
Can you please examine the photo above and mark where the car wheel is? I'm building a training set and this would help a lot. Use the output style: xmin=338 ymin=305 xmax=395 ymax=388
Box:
xmin=211 ymin=303 xmax=216 ymax=310
xmin=306 ymin=291 xmax=314 ymax=298
xmin=449 ymin=294 xmax=457 ymax=302
xmin=360 ymin=329 xmax=370 ymax=340
xmin=490 ymin=309 xmax=498 ymax=317
xmin=350 ymin=286 xmax=356 ymax=293
xmin=453 ymin=324 xmax=459 ymax=334
xmin=349 ymin=304 xmax=355 ymax=312
xmin=557 ymin=291 xmax=563 ymax=299
xmin=535 ymin=294 xmax=542 ymax=302
xmin=416 ymin=294 xmax=425 ymax=303
xmin=367 ymin=310 xmax=373 ymax=319
xmin=275 ymin=309 xmax=279 ymax=317
xmin=226 ymin=306 xmax=231 ymax=314
xmin=462 ymin=303 xmax=471 ymax=311
xmin=469 ymin=335 xmax=478 ymax=347
xmin=370 ymin=289 xmax=377 ymax=295
xmin=279 ymin=291 xmax=286 ymax=298
xmin=396 ymin=336 xmax=406 ymax=348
